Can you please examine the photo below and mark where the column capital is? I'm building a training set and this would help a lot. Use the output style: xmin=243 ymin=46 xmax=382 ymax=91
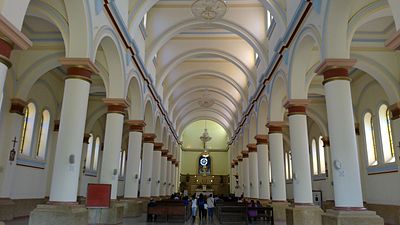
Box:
xmin=154 ymin=142 xmax=163 ymax=151
xmin=103 ymin=98 xmax=129 ymax=115
xmin=161 ymin=149 xmax=168 ymax=157
xmin=167 ymin=154 xmax=173 ymax=161
xmin=237 ymin=155 xmax=243 ymax=162
xmin=59 ymin=58 xmax=99 ymax=83
xmin=266 ymin=121 xmax=286 ymax=134
xmin=233 ymin=159 xmax=238 ymax=165
xmin=247 ymin=144 xmax=257 ymax=152
xmin=125 ymin=120 xmax=146 ymax=133
xmin=83 ymin=133 xmax=91 ymax=144
xmin=53 ymin=120 xmax=60 ymax=132
xmin=174 ymin=161 xmax=179 ymax=167
xmin=385 ymin=29 xmax=400 ymax=50
xmin=231 ymin=162 xmax=235 ymax=168
xmin=284 ymin=99 xmax=310 ymax=116
xmin=321 ymin=136 xmax=330 ymax=147
xmin=315 ymin=59 xmax=356 ymax=85
xmin=143 ymin=133 xmax=157 ymax=143
xmin=389 ymin=102 xmax=400 ymax=120
xmin=9 ymin=98 xmax=27 ymax=116
xmin=241 ymin=150 xmax=249 ymax=158
xmin=255 ymin=135 xmax=268 ymax=145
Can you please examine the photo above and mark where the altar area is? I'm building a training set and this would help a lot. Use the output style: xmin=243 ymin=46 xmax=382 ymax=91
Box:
xmin=179 ymin=174 xmax=230 ymax=196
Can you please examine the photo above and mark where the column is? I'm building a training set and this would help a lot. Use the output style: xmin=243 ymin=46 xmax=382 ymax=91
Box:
xmin=230 ymin=161 xmax=235 ymax=194
xmin=140 ymin=133 xmax=156 ymax=197
xmin=241 ymin=150 xmax=250 ymax=198
xmin=285 ymin=99 xmax=313 ymax=204
xmin=247 ymin=144 xmax=259 ymax=199
xmin=174 ymin=161 xmax=179 ymax=193
xmin=99 ymin=99 xmax=127 ymax=200
xmin=267 ymin=122 xmax=287 ymax=202
xmin=0 ymin=31 xmax=32 ymax=113
xmin=151 ymin=142 xmax=162 ymax=197
xmin=233 ymin=160 xmax=240 ymax=197
xmin=78 ymin=133 xmax=90 ymax=197
xmin=166 ymin=153 xmax=173 ymax=196
xmin=49 ymin=59 xmax=98 ymax=203
xmin=255 ymin=135 xmax=270 ymax=200
xmin=124 ymin=120 xmax=145 ymax=198
xmin=171 ymin=158 xmax=176 ymax=194
xmin=160 ymin=149 xmax=168 ymax=196
xmin=315 ymin=60 xmax=364 ymax=208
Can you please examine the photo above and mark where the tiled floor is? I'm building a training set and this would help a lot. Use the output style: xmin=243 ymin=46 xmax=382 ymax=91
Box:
xmin=5 ymin=215 xmax=286 ymax=225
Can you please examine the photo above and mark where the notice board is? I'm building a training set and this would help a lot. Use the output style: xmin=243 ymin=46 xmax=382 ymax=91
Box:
xmin=86 ymin=183 xmax=111 ymax=208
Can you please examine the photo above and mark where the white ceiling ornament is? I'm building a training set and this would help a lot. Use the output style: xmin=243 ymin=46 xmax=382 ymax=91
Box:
xmin=191 ymin=0 xmax=227 ymax=22
xmin=198 ymin=89 xmax=215 ymax=107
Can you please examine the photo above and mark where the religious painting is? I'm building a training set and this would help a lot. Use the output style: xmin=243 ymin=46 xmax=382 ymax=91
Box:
xmin=198 ymin=152 xmax=211 ymax=175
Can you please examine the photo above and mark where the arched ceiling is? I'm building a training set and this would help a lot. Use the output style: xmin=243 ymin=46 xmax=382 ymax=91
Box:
xmin=140 ymin=0 xmax=269 ymax=140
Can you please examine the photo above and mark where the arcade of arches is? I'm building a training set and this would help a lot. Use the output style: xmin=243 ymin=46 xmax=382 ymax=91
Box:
xmin=0 ymin=0 xmax=399 ymax=225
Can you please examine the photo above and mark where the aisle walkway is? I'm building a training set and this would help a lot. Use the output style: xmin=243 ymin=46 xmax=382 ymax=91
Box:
xmin=5 ymin=214 xmax=286 ymax=225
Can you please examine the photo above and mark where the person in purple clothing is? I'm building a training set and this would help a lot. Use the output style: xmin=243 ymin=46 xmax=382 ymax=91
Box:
xmin=247 ymin=200 xmax=258 ymax=223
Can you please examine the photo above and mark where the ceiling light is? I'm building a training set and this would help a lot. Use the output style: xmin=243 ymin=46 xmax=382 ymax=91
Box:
xmin=191 ymin=0 xmax=227 ymax=22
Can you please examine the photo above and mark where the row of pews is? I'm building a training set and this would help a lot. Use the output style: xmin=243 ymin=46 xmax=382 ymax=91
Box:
xmin=147 ymin=199 xmax=190 ymax=222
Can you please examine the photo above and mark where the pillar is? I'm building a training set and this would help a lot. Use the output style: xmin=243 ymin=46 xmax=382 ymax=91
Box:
xmin=285 ymin=99 xmax=313 ymax=205
xmin=255 ymin=135 xmax=270 ymax=200
xmin=124 ymin=120 xmax=145 ymax=198
xmin=171 ymin=158 xmax=176 ymax=194
xmin=151 ymin=143 xmax=163 ymax=197
xmin=99 ymin=99 xmax=127 ymax=200
xmin=166 ymin=154 xmax=173 ymax=196
xmin=160 ymin=149 xmax=168 ymax=196
xmin=241 ymin=150 xmax=250 ymax=198
xmin=233 ymin=160 xmax=240 ymax=197
xmin=174 ymin=161 xmax=179 ymax=193
xmin=140 ymin=133 xmax=156 ymax=198
xmin=78 ymin=133 xmax=90 ymax=197
xmin=267 ymin=122 xmax=287 ymax=202
xmin=247 ymin=144 xmax=259 ymax=199
xmin=230 ymin=162 xmax=235 ymax=194
xmin=0 ymin=38 xmax=12 ymax=111
xmin=316 ymin=59 xmax=383 ymax=224
xmin=49 ymin=59 xmax=98 ymax=203
xmin=237 ymin=156 xmax=244 ymax=196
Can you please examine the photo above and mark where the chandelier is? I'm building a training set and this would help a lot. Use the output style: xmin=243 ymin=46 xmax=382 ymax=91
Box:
xmin=200 ymin=120 xmax=212 ymax=154
xmin=191 ymin=0 xmax=227 ymax=22
xmin=198 ymin=89 xmax=215 ymax=108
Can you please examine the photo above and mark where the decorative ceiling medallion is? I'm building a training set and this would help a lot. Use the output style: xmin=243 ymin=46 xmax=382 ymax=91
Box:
xmin=191 ymin=0 xmax=227 ymax=22
xmin=198 ymin=89 xmax=215 ymax=107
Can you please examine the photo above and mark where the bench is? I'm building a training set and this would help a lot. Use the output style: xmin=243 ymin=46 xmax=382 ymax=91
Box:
xmin=147 ymin=200 xmax=190 ymax=222
xmin=247 ymin=206 xmax=274 ymax=225
xmin=216 ymin=206 xmax=247 ymax=224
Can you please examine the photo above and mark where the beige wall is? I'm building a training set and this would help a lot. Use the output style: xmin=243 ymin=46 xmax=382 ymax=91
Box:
xmin=180 ymin=151 xmax=229 ymax=175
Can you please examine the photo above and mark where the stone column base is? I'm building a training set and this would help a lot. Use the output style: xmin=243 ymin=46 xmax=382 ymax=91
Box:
xmin=286 ymin=205 xmax=323 ymax=225
xmin=258 ymin=199 xmax=272 ymax=206
xmin=119 ymin=199 xmax=143 ymax=217
xmin=88 ymin=201 xmax=124 ymax=225
xmin=271 ymin=201 xmax=290 ymax=222
xmin=322 ymin=209 xmax=384 ymax=225
xmin=0 ymin=198 xmax=14 ymax=221
xmin=29 ymin=204 xmax=88 ymax=225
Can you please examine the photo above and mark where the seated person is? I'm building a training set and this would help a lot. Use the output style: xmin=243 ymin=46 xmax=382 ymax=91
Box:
xmin=247 ymin=200 xmax=258 ymax=223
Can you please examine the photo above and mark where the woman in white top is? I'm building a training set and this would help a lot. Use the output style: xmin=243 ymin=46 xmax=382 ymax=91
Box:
xmin=206 ymin=194 xmax=215 ymax=220
xmin=191 ymin=196 xmax=197 ymax=224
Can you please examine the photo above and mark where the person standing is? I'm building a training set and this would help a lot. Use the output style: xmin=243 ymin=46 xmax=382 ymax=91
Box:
xmin=197 ymin=193 xmax=207 ymax=220
xmin=207 ymin=194 xmax=215 ymax=221
xmin=191 ymin=195 xmax=198 ymax=224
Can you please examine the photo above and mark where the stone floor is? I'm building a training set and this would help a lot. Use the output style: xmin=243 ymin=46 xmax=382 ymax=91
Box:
xmin=4 ymin=215 xmax=286 ymax=225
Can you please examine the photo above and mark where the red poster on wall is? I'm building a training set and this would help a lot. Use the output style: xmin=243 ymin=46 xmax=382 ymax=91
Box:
xmin=86 ymin=183 xmax=111 ymax=208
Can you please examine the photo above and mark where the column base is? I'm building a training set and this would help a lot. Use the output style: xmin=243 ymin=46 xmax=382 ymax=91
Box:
xmin=88 ymin=201 xmax=124 ymax=225
xmin=257 ymin=199 xmax=272 ymax=206
xmin=29 ymin=204 xmax=88 ymax=225
xmin=286 ymin=205 xmax=323 ymax=225
xmin=119 ymin=199 xmax=143 ymax=217
xmin=322 ymin=209 xmax=384 ymax=225
xmin=0 ymin=198 xmax=14 ymax=221
xmin=271 ymin=201 xmax=290 ymax=222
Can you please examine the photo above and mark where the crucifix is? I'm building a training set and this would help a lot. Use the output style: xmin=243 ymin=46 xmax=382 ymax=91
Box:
xmin=9 ymin=137 xmax=17 ymax=163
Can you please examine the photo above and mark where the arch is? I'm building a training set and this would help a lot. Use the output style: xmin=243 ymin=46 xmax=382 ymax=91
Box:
xmin=158 ymin=49 xmax=254 ymax=91
xmin=147 ymin=19 xmax=267 ymax=70
xmin=126 ymin=74 xmax=144 ymax=119
xmin=144 ymin=100 xmax=155 ymax=133
xmin=165 ymin=70 xmax=247 ymax=101
xmin=256 ymin=96 xmax=268 ymax=134
xmin=86 ymin=105 xmax=108 ymax=133
xmin=288 ymin=24 xmax=322 ymax=99
xmin=178 ymin=117 xmax=232 ymax=138
xmin=249 ymin=112 xmax=257 ymax=143
xmin=93 ymin=28 xmax=126 ymax=98
xmin=155 ymin=116 xmax=162 ymax=142
xmin=306 ymin=108 xmax=328 ymax=137
xmin=175 ymin=107 xmax=232 ymax=130
xmin=387 ymin=0 xmax=400 ymax=29
xmin=268 ymin=71 xmax=288 ymax=121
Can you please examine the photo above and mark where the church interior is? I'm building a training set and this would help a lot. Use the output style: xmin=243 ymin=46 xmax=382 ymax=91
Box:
xmin=0 ymin=0 xmax=399 ymax=225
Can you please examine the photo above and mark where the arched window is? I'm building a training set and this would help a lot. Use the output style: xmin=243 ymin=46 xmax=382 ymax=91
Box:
xmin=378 ymin=104 xmax=395 ymax=163
xmin=285 ymin=152 xmax=290 ymax=180
xmin=318 ymin=136 xmax=326 ymax=174
xmin=85 ymin=134 xmax=94 ymax=169
xmin=364 ymin=112 xmax=378 ymax=166
xmin=36 ymin=110 xmax=50 ymax=159
xmin=266 ymin=10 xmax=274 ymax=29
xmin=118 ymin=151 xmax=123 ymax=176
xmin=92 ymin=137 xmax=100 ymax=170
xmin=20 ymin=102 xmax=36 ymax=156
xmin=311 ymin=139 xmax=318 ymax=175
xmin=269 ymin=160 xmax=272 ymax=183
xmin=121 ymin=151 xmax=126 ymax=176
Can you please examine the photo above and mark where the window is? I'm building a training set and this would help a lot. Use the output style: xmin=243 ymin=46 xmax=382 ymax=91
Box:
xmin=20 ymin=102 xmax=36 ymax=156
xmin=364 ymin=112 xmax=378 ymax=166
xmin=85 ymin=134 xmax=94 ymax=169
xmin=378 ymin=104 xmax=395 ymax=163
xmin=121 ymin=151 xmax=126 ymax=176
xmin=285 ymin=151 xmax=293 ymax=180
xmin=143 ymin=13 xmax=148 ymax=29
xmin=318 ymin=136 xmax=326 ymax=174
xmin=266 ymin=10 xmax=273 ymax=30
xmin=92 ymin=137 xmax=100 ymax=170
xmin=269 ymin=160 xmax=272 ymax=183
xmin=36 ymin=110 xmax=50 ymax=159
xmin=311 ymin=139 xmax=318 ymax=175
xmin=118 ymin=151 xmax=123 ymax=176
